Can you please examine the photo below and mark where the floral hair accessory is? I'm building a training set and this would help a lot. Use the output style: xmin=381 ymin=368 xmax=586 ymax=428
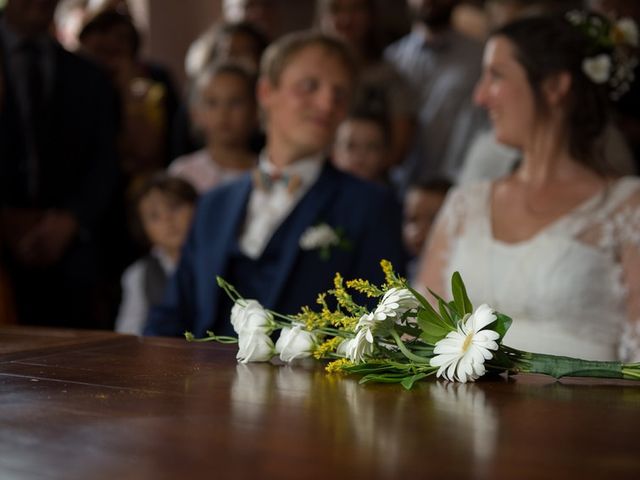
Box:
xmin=566 ymin=10 xmax=639 ymax=100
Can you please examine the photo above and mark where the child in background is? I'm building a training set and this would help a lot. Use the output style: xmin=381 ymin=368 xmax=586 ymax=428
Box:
xmin=175 ymin=21 xmax=269 ymax=159
xmin=332 ymin=109 xmax=391 ymax=184
xmin=168 ymin=61 xmax=258 ymax=193
xmin=402 ymin=179 xmax=451 ymax=279
xmin=115 ymin=173 xmax=197 ymax=334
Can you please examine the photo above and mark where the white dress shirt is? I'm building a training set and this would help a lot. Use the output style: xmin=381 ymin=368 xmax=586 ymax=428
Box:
xmin=239 ymin=153 xmax=325 ymax=259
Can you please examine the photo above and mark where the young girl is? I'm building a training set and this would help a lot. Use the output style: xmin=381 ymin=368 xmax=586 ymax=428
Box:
xmin=168 ymin=61 xmax=258 ymax=193
xmin=115 ymin=173 xmax=197 ymax=334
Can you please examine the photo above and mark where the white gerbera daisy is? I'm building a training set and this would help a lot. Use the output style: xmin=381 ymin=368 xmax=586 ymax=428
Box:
xmin=345 ymin=328 xmax=375 ymax=363
xmin=430 ymin=304 xmax=500 ymax=383
xmin=356 ymin=288 xmax=419 ymax=330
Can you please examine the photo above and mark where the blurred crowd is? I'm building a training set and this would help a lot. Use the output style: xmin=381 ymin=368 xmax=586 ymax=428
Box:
xmin=1 ymin=0 xmax=639 ymax=362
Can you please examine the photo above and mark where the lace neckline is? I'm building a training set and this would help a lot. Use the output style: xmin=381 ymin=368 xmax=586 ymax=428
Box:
xmin=485 ymin=178 xmax=622 ymax=247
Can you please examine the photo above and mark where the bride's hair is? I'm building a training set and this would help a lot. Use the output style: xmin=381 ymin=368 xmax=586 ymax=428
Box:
xmin=491 ymin=14 xmax=613 ymax=174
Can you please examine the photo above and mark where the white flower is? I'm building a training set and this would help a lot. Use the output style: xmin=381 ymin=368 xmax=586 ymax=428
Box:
xmin=374 ymin=287 xmax=420 ymax=320
xmin=430 ymin=304 xmax=500 ymax=383
xmin=356 ymin=287 xmax=419 ymax=333
xmin=275 ymin=325 xmax=318 ymax=362
xmin=615 ymin=17 xmax=639 ymax=47
xmin=336 ymin=338 xmax=351 ymax=356
xmin=582 ymin=54 xmax=612 ymax=84
xmin=345 ymin=328 xmax=375 ymax=363
xmin=299 ymin=223 xmax=340 ymax=250
xmin=231 ymin=299 xmax=273 ymax=334
xmin=236 ymin=329 xmax=275 ymax=363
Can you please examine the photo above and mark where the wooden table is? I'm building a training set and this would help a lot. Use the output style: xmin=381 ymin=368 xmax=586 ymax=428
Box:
xmin=1 ymin=326 xmax=639 ymax=479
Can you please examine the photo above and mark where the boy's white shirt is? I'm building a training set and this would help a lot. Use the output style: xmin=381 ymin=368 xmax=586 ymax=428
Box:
xmin=114 ymin=247 xmax=177 ymax=335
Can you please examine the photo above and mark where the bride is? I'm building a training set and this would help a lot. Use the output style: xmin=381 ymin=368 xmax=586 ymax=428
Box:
xmin=416 ymin=13 xmax=640 ymax=362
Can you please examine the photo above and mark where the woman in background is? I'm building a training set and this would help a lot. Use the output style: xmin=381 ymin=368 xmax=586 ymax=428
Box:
xmin=416 ymin=13 xmax=640 ymax=362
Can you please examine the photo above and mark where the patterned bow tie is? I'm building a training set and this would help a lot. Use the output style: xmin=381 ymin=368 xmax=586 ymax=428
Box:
xmin=252 ymin=168 xmax=302 ymax=195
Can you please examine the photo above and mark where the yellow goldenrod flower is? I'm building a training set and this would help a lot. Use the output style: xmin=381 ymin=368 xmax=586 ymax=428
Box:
xmin=325 ymin=358 xmax=354 ymax=374
xmin=312 ymin=337 xmax=343 ymax=359
xmin=346 ymin=279 xmax=383 ymax=298
xmin=380 ymin=259 xmax=407 ymax=289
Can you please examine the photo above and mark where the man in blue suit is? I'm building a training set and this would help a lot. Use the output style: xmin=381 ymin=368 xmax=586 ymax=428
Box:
xmin=145 ymin=31 xmax=406 ymax=337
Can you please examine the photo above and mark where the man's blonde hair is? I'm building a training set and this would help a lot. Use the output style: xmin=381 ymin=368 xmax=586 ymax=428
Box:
xmin=260 ymin=30 xmax=358 ymax=86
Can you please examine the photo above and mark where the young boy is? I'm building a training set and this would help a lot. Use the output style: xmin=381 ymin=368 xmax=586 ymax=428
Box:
xmin=332 ymin=109 xmax=392 ymax=184
xmin=402 ymin=178 xmax=450 ymax=279
xmin=115 ymin=173 xmax=197 ymax=334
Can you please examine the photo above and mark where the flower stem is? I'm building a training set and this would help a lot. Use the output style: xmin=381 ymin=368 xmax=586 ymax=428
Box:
xmin=513 ymin=351 xmax=623 ymax=379
xmin=622 ymin=364 xmax=640 ymax=380
xmin=185 ymin=331 xmax=238 ymax=344
xmin=389 ymin=328 xmax=431 ymax=364
xmin=216 ymin=276 xmax=243 ymax=303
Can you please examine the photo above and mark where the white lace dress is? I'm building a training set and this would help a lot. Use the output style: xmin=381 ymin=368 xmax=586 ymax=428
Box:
xmin=420 ymin=177 xmax=640 ymax=362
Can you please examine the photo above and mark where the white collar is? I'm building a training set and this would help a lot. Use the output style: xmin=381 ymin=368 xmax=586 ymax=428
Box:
xmin=151 ymin=246 xmax=178 ymax=273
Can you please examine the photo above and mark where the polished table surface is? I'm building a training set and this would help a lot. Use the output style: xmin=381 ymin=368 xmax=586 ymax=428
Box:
xmin=1 ymin=326 xmax=639 ymax=480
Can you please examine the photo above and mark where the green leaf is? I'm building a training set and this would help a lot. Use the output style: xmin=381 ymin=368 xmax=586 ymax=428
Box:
xmin=489 ymin=313 xmax=513 ymax=341
xmin=427 ymin=289 xmax=457 ymax=328
xmin=406 ymin=284 xmax=441 ymax=319
xmin=400 ymin=373 xmax=429 ymax=390
xmin=451 ymin=271 xmax=473 ymax=316
xmin=417 ymin=309 xmax=455 ymax=344
xmin=359 ymin=373 xmax=409 ymax=384
xmin=437 ymin=298 xmax=454 ymax=327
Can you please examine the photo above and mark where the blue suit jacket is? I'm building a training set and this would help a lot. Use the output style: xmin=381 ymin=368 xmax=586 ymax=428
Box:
xmin=145 ymin=163 xmax=406 ymax=337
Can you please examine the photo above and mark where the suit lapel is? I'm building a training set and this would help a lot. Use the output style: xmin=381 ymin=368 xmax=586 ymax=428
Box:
xmin=265 ymin=162 xmax=340 ymax=307
xmin=206 ymin=175 xmax=253 ymax=319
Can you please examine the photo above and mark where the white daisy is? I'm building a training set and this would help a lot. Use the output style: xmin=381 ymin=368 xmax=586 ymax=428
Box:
xmin=345 ymin=328 xmax=375 ymax=363
xmin=356 ymin=287 xmax=419 ymax=332
xmin=430 ymin=304 xmax=500 ymax=383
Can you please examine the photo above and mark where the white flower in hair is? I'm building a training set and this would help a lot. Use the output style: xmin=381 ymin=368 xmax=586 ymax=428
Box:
xmin=615 ymin=17 xmax=639 ymax=47
xmin=582 ymin=54 xmax=612 ymax=84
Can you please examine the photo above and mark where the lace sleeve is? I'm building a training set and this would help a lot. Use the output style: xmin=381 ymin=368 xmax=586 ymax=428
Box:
xmin=413 ymin=187 xmax=467 ymax=299
xmin=615 ymin=190 xmax=640 ymax=362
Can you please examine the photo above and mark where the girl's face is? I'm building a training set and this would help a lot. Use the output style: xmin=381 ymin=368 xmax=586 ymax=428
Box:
xmin=138 ymin=189 xmax=194 ymax=255
xmin=320 ymin=0 xmax=372 ymax=47
xmin=332 ymin=118 xmax=388 ymax=181
xmin=193 ymin=72 xmax=257 ymax=147
xmin=473 ymin=36 xmax=537 ymax=149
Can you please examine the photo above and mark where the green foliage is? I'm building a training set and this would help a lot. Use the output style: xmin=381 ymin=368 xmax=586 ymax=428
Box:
xmin=490 ymin=313 xmax=513 ymax=341
xmin=451 ymin=271 xmax=473 ymax=316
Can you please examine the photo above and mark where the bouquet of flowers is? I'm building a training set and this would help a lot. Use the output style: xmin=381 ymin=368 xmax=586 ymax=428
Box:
xmin=186 ymin=260 xmax=640 ymax=389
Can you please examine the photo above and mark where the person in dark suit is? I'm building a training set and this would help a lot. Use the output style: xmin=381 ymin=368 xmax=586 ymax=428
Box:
xmin=145 ymin=31 xmax=406 ymax=337
xmin=0 ymin=0 xmax=118 ymax=328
